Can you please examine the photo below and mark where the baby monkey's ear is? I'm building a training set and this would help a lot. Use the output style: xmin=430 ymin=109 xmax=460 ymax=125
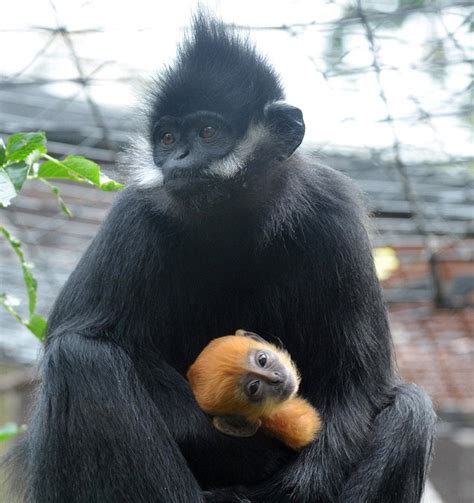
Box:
xmin=213 ymin=415 xmax=262 ymax=438
xmin=234 ymin=329 xmax=267 ymax=344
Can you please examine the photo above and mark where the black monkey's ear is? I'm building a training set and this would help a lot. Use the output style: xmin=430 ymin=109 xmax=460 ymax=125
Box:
xmin=235 ymin=329 xmax=267 ymax=344
xmin=264 ymin=101 xmax=305 ymax=161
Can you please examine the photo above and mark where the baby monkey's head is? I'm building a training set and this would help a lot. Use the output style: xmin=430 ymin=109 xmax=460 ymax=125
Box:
xmin=187 ymin=330 xmax=300 ymax=420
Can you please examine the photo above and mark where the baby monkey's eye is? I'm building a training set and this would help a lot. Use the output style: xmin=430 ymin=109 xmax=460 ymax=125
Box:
xmin=199 ymin=126 xmax=217 ymax=139
xmin=257 ymin=353 xmax=268 ymax=367
xmin=248 ymin=380 xmax=261 ymax=396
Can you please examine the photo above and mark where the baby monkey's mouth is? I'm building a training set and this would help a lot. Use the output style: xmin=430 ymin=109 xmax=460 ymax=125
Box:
xmin=276 ymin=373 xmax=298 ymax=401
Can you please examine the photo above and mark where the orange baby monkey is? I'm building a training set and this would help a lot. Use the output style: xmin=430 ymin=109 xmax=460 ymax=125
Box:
xmin=187 ymin=330 xmax=321 ymax=450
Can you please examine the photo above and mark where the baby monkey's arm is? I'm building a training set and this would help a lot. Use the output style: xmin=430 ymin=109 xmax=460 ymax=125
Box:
xmin=261 ymin=397 xmax=321 ymax=450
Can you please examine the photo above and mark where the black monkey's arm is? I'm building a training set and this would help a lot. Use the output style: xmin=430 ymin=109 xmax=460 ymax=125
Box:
xmin=206 ymin=168 xmax=435 ymax=502
xmin=32 ymin=190 xmax=290 ymax=494
xmin=19 ymin=333 xmax=204 ymax=503
xmin=336 ymin=384 xmax=436 ymax=503
xmin=136 ymin=353 xmax=293 ymax=488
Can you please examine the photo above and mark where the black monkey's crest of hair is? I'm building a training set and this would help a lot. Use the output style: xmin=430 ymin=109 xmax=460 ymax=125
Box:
xmin=149 ymin=13 xmax=284 ymax=135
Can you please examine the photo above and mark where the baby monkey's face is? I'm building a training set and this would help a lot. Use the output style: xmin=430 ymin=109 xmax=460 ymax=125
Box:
xmin=240 ymin=347 xmax=298 ymax=404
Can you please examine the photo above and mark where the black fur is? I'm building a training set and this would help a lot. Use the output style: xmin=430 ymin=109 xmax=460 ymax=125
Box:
xmin=149 ymin=13 xmax=284 ymax=137
xmin=5 ymin=14 xmax=435 ymax=503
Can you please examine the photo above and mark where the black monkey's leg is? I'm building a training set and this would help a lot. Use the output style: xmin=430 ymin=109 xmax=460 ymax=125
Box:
xmin=13 ymin=334 xmax=203 ymax=503
xmin=336 ymin=384 xmax=436 ymax=503
xmin=206 ymin=384 xmax=435 ymax=503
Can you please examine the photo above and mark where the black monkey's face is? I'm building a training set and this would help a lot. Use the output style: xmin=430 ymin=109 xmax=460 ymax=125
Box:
xmin=151 ymin=111 xmax=239 ymax=185
xmin=128 ymin=15 xmax=306 ymax=202
xmin=130 ymin=102 xmax=304 ymax=200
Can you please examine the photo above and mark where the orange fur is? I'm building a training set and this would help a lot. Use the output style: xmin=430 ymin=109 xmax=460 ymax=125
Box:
xmin=187 ymin=335 xmax=254 ymax=416
xmin=261 ymin=397 xmax=321 ymax=450
xmin=187 ymin=332 xmax=321 ymax=450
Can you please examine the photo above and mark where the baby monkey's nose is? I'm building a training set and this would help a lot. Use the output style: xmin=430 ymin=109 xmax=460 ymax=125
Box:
xmin=271 ymin=371 xmax=284 ymax=384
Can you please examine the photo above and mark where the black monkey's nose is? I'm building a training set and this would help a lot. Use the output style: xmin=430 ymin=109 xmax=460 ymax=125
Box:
xmin=270 ymin=371 xmax=284 ymax=384
xmin=175 ymin=148 xmax=190 ymax=160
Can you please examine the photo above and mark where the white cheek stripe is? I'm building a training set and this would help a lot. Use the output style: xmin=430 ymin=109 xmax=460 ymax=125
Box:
xmin=125 ymin=136 xmax=164 ymax=188
xmin=207 ymin=123 xmax=266 ymax=179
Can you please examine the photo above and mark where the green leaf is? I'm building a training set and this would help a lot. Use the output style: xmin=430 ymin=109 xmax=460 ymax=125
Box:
xmin=26 ymin=313 xmax=47 ymax=341
xmin=0 ymin=422 xmax=25 ymax=442
xmin=98 ymin=172 xmax=124 ymax=191
xmin=6 ymin=132 xmax=47 ymax=162
xmin=0 ymin=226 xmax=38 ymax=316
xmin=40 ymin=179 xmax=73 ymax=217
xmin=0 ymin=227 xmax=46 ymax=342
xmin=37 ymin=160 xmax=83 ymax=182
xmin=38 ymin=156 xmax=123 ymax=191
xmin=5 ymin=161 xmax=29 ymax=192
xmin=0 ymin=293 xmax=24 ymax=325
xmin=0 ymin=142 xmax=6 ymax=166
xmin=23 ymin=262 xmax=38 ymax=317
xmin=0 ymin=170 xmax=17 ymax=206
xmin=0 ymin=294 xmax=47 ymax=342
xmin=62 ymin=156 xmax=101 ymax=184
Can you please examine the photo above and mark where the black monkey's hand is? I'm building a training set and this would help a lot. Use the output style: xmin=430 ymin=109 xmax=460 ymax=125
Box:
xmin=203 ymin=487 xmax=250 ymax=503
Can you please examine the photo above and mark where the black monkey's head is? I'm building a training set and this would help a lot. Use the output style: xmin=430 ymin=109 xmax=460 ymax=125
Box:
xmin=151 ymin=13 xmax=283 ymax=137
xmin=132 ymin=13 xmax=305 ymax=200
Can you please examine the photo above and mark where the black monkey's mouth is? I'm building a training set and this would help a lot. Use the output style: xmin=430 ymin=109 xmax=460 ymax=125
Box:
xmin=164 ymin=175 xmax=211 ymax=185
xmin=163 ymin=167 xmax=215 ymax=185
xmin=162 ymin=168 xmax=229 ymax=194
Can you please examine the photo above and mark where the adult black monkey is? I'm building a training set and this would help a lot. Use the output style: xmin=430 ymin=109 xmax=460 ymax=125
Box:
xmin=7 ymin=13 xmax=435 ymax=503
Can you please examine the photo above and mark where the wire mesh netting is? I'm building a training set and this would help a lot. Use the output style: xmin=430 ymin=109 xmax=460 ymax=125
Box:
xmin=0 ymin=0 xmax=473 ymax=414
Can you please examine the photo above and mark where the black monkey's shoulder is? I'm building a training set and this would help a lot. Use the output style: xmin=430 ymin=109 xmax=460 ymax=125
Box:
xmin=291 ymin=154 xmax=367 ymax=217
xmin=98 ymin=185 xmax=168 ymax=230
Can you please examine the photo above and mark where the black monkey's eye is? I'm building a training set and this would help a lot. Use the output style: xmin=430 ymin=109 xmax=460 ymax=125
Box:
xmin=161 ymin=132 xmax=175 ymax=145
xmin=199 ymin=126 xmax=217 ymax=139
xmin=257 ymin=353 xmax=268 ymax=367
xmin=248 ymin=380 xmax=261 ymax=396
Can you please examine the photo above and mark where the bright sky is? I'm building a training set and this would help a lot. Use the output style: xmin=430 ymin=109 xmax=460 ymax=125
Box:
xmin=1 ymin=0 xmax=473 ymax=160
